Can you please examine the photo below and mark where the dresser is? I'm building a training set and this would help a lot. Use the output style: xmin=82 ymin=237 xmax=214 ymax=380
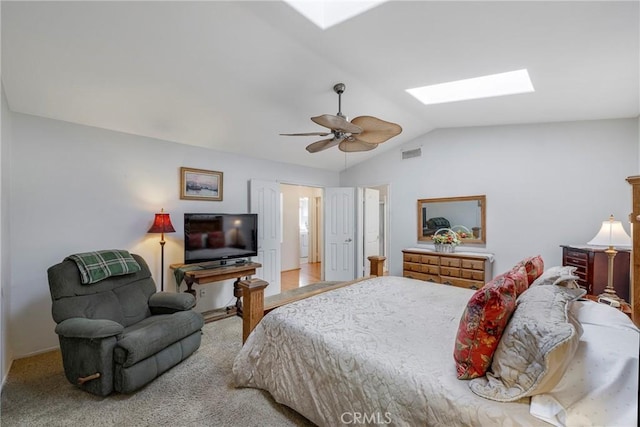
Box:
xmin=561 ymin=245 xmax=631 ymax=302
xmin=402 ymin=248 xmax=493 ymax=290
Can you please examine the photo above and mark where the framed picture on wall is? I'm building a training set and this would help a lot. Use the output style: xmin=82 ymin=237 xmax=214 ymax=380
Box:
xmin=180 ymin=167 xmax=223 ymax=201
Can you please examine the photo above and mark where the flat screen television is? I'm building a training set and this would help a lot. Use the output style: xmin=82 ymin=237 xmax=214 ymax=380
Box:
xmin=184 ymin=213 xmax=258 ymax=264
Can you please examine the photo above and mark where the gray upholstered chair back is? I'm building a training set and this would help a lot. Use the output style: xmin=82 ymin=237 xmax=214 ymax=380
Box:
xmin=48 ymin=254 xmax=156 ymax=327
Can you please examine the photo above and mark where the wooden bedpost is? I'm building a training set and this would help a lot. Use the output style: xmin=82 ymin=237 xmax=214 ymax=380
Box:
xmin=626 ymin=176 xmax=640 ymax=326
xmin=368 ymin=256 xmax=386 ymax=276
xmin=238 ymin=278 xmax=268 ymax=343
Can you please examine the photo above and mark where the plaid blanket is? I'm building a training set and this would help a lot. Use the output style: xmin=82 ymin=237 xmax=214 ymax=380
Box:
xmin=66 ymin=250 xmax=141 ymax=285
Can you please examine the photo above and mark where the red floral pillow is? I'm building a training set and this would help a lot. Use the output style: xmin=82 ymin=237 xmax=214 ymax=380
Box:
xmin=508 ymin=265 xmax=529 ymax=296
xmin=515 ymin=255 xmax=544 ymax=286
xmin=454 ymin=275 xmax=518 ymax=380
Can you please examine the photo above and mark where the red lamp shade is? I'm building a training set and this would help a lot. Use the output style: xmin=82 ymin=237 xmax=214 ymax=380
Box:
xmin=148 ymin=209 xmax=176 ymax=234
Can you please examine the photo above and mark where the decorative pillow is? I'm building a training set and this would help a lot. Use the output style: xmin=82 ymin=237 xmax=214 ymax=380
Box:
xmin=513 ymin=255 xmax=545 ymax=286
xmin=507 ymin=265 xmax=529 ymax=296
xmin=468 ymin=285 xmax=586 ymax=402
xmin=454 ymin=274 xmax=518 ymax=379
xmin=531 ymin=265 xmax=580 ymax=288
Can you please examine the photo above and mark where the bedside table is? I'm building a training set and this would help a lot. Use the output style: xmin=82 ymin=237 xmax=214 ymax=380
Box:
xmin=583 ymin=294 xmax=632 ymax=318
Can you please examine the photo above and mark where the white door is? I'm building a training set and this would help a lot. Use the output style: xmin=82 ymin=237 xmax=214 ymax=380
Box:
xmin=364 ymin=187 xmax=380 ymax=266
xmin=324 ymin=187 xmax=356 ymax=281
xmin=250 ymin=179 xmax=281 ymax=295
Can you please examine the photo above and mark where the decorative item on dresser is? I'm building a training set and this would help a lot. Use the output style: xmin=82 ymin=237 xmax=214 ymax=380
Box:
xmin=560 ymin=245 xmax=630 ymax=303
xmin=402 ymin=248 xmax=493 ymax=290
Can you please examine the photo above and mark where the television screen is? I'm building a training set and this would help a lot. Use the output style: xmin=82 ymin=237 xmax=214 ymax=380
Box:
xmin=184 ymin=213 xmax=258 ymax=264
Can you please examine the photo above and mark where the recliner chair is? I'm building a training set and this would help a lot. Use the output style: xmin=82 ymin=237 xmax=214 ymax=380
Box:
xmin=47 ymin=252 xmax=204 ymax=396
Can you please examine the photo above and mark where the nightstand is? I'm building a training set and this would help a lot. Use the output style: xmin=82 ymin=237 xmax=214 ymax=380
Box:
xmin=561 ymin=245 xmax=630 ymax=301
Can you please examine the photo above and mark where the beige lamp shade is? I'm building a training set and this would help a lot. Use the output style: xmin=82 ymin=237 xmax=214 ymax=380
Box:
xmin=587 ymin=215 xmax=631 ymax=247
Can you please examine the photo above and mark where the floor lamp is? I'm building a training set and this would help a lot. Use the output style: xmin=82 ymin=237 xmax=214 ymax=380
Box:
xmin=148 ymin=208 xmax=176 ymax=291
xmin=587 ymin=215 xmax=632 ymax=303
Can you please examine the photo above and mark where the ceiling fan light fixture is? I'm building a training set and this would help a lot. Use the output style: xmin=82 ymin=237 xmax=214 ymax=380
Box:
xmin=282 ymin=82 xmax=402 ymax=153
xmin=406 ymin=69 xmax=535 ymax=106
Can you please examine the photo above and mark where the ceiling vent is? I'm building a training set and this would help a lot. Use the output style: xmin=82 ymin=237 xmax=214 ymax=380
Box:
xmin=401 ymin=148 xmax=422 ymax=160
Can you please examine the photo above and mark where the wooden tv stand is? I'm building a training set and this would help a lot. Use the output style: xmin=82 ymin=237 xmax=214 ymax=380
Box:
xmin=170 ymin=261 xmax=262 ymax=316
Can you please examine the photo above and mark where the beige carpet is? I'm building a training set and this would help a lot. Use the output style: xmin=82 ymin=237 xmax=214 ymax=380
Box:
xmin=1 ymin=316 xmax=314 ymax=427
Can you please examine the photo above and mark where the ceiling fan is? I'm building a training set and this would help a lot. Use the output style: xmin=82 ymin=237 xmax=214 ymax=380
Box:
xmin=280 ymin=83 xmax=402 ymax=153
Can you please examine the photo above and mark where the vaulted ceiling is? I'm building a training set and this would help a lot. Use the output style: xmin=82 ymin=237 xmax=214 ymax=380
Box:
xmin=2 ymin=1 xmax=638 ymax=171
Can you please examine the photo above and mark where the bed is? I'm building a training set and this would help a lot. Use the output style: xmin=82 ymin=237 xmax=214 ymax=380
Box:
xmin=233 ymin=275 xmax=638 ymax=426
xmin=233 ymin=177 xmax=640 ymax=426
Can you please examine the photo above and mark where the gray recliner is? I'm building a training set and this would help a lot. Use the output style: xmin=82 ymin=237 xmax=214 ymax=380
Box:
xmin=47 ymin=253 xmax=205 ymax=396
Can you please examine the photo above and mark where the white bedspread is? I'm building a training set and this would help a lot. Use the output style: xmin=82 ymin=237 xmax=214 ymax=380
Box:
xmin=233 ymin=276 xmax=545 ymax=426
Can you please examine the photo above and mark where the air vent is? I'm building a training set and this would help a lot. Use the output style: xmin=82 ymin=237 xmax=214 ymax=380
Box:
xmin=402 ymin=148 xmax=422 ymax=160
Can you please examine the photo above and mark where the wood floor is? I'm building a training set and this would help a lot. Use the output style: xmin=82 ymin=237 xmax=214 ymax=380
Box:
xmin=281 ymin=262 xmax=322 ymax=292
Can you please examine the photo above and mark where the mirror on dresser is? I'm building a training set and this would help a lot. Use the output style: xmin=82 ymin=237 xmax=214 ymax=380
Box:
xmin=417 ymin=195 xmax=486 ymax=244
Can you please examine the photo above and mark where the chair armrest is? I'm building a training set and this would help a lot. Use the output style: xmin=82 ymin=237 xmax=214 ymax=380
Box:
xmin=55 ymin=318 xmax=124 ymax=339
xmin=149 ymin=292 xmax=196 ymax=314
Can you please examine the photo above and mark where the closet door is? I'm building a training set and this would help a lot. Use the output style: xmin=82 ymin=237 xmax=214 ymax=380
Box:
xmin=324 ymin=187 xmax=355 ymax=282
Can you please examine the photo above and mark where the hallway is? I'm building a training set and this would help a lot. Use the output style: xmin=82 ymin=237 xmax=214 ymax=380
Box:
xmin=281 ymin=262 xmax=321 ymax=292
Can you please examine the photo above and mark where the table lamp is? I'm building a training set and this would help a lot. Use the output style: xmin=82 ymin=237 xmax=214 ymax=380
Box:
xmin=587 ymin=214 xmax=631 ymax=303
xmin=148 ymin=208 xmax=176 ymax=291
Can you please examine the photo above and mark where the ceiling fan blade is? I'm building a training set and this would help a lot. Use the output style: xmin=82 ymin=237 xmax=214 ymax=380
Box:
xmin=338 ymin=140 xmax=377 ymax=153
xmin=306 ymin=138 xmax=341 ymax=153
xmin=280 ymin=132 xmax=332 ymax=137
xmin=311 ymin=114 xmax=362 ymax=134
xmin=350 ymin=116 xmax=402 ymax=144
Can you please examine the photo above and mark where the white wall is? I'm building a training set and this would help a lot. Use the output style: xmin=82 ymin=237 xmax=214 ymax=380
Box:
xmin=341 ymin=119 xmax=638 ymax=277
xmin=8 ymin=112 xmax=338 ymax=357
xmin=1 ymin=85 xmax=13 ymax=383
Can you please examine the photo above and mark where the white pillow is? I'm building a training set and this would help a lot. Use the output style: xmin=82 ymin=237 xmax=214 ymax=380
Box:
xmin=469 ymin=285 xmax=585 ymax=402
xmin=531 ymin=266 xmax=579 ymax=288
xmin=530 ymin=300 xmax=639 ymax=427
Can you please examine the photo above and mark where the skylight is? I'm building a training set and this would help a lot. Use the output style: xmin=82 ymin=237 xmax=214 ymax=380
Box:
xmin=283 ymin=0 xmax=387 ymax=30
xmin=406 ymin=69 xmax=535 ymax=106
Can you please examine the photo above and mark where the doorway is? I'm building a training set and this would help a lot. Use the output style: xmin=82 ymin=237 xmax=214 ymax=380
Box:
xmin=280 ymin=184 xmax=323 ymax=291
xmin=359 ymin=184 xmax=390 ymax=275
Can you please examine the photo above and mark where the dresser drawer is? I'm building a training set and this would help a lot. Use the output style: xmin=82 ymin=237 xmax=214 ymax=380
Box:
xmin=403 ymin=262 xmax=424 ymax=273
xmin=404 ymin=253 xmax=421 ymax=263
xmin=461 ymin=269 xmax=484 ymax=281
xmin=440 ymin=257 xmax=461 ymax=268
xmin=572 ymin=269 xmax=587 ymax=280
xmin=421 ymin=264 xmax=439 ymax=275
xmin=404 ymin=271 xmax=440 ymax=283
xmin=440 ymin=267 xmax=460 ymax=277
xmin=461 ymin=259 xmax=484 ymax=270
xmin=441 ymin=276 xmax=483 ymax=290
xmin=564 ymin=255 xmax=587 ymax=267
xmin=420 ymin=255 xmax=439 ymax=265
xmin=565 ymin=250 xmax=587 ymax=261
